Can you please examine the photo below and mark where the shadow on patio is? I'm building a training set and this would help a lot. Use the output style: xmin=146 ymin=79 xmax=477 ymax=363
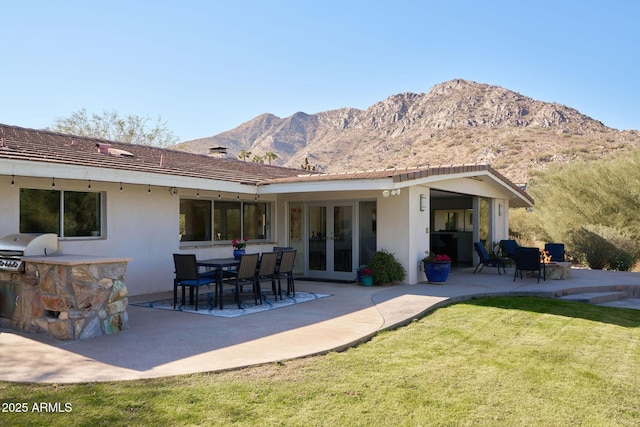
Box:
xmin=1 ymin=267 xmax=639 ymax=383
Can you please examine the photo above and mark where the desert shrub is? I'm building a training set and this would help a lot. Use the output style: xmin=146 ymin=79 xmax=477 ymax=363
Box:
xmin=519 ymin=151 xmax=640 ymax=250
xmin=368 ymin=249 xmax=406 ymax=284
xmin=567 ymin=224 xmax=637 ymax=270
xmin=609 ymin=252 xmax=635 ymax=271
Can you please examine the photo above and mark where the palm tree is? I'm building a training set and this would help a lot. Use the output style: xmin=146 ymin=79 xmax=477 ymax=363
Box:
xmin=237 ymin=149 xmax=252 ymax=161
xmin=264 ymin=151 xmax=278 ymax=165
xmin=252 ymin=154 xmax=264 ymax=163
xmin=301 ymin=157 xmax=315 ymax=171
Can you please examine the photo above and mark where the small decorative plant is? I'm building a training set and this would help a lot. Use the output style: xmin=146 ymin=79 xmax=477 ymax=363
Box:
xmin=232 ymin=237 xmax=249 ymax=250
xmin=422 ymin=252 xmax=451 ymax=263
xmin=368 ymin=249 xmax=406 ymax=285
xmin=360 ymin=267 xmax=372 ymax=276
xmin=422 ymin=251 xmax=452 ymax=284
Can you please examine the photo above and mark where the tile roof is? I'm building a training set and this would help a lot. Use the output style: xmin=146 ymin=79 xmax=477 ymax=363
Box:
xmin=0 ymin=123 xmax=532 ymax=205
xmin=0 ymin=123 xmax=304 ymax=185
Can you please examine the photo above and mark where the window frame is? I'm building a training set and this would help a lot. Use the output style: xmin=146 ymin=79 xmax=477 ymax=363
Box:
xmin=179 ymin=197 xmax=272 ymax=246
xmin=19 ymin=188 xmax=104 ymax=239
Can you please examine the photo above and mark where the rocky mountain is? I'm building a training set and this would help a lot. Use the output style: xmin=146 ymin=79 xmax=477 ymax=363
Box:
xmin=174 ymin=79 xmax=640 ymax=183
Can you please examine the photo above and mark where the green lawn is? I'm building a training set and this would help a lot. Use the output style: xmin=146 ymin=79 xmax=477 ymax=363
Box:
xmin=2 ymin=297 xmax=639 ymax=426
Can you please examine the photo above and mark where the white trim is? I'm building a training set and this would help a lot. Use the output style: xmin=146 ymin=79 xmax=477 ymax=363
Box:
xmin=1 ymin=158 xmax=252 ymax=194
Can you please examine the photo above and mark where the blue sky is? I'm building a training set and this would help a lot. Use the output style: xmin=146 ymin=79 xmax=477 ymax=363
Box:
xmin=2 ymin=1 xmax=638 ymax=142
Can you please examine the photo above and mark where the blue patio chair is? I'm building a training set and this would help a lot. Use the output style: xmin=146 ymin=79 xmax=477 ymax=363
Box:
xmin=513 ymin=247 xmax=546 ymax=283
xmin=499 ymin=239 xmax=520 ymax=261
xmin=544 ymin=243 xmax=565 ymax=262
xmin=473 ymin=242 xmax=507 ymax=275
xmin=173 ymin=254 xmax=217 ymax=311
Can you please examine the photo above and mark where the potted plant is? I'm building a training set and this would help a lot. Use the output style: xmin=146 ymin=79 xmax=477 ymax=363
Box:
xmin=232 ymin=237 xmax=249 ymax=259
xmin=421 ymin=252 xmax=451 ymax=284
xmin=359 ymin=267 xmax=373 ymax=287
xmin=368 ymin=249 xmax=406 ymax=285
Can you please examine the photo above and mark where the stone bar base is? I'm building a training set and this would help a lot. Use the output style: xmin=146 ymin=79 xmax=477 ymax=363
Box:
xmin=0 ymin=255 xmax=130 ymax=340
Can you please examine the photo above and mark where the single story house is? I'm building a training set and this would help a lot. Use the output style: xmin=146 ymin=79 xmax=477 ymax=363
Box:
xmin=0 ymin=123 xmax=533 ymax=295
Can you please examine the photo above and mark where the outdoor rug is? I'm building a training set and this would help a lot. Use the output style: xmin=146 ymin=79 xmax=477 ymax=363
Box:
xmin=131 ymin=291 xmax=331 ymax=318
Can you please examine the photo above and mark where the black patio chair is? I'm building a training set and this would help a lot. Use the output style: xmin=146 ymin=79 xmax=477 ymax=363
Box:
xmin=544 ymin=243 xmax=565 ymax=262
xmin=513 ymin=247 xmax=546 ymax=283
xmin=173 ymin=254 xmax=217 ymax=311
xmin=499 ymin=239 xmax=520 ymax=261
xmin=221 ymin=253 xmax=260 ymax=309
xmin=276 ymin=250 xmax=297 ymax=297
xmin=473 ymin=242 xmax=507 ymax=275
xmin=256 ymin=252 xmax=279 ymax=301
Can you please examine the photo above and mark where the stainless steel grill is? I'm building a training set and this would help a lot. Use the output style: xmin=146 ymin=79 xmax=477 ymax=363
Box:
xmin=0 ymin=233 xmax=59 ymax=271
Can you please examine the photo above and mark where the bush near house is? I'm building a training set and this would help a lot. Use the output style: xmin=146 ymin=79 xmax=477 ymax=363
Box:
xmin=367 ymin=249 xmax=406 ymax=284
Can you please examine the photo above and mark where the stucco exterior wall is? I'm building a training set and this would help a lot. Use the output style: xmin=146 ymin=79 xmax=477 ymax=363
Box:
xmin=1 ymin=173 xmax=519 ymax=294
xmin=0 ymin=177 xmax=278 ymax=296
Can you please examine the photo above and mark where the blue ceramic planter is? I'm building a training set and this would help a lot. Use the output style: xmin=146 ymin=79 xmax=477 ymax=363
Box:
xmin=424 ymin=261 xmax=451 ymax=284
xmin=233 ymin=249 xmax=245 ymax=260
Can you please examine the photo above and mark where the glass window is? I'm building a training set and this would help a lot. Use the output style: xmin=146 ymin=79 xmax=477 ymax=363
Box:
xmin=64 ymin=191 xmax=101 ymax=237
xmin=214 ymin=201 xmax=241 ymax=241
xmin=243 ymin=202 xmax=269 ymax=240
xmin=20 ymin=189 xmax=102 ymax=237
xmin=358 ymin=201 xmax=377 ymax=266
xmin=20 ymin=189 xmax=60 ymax=234
xmin=180 ymin=199 xmax=270 ymax=243
xmin=180 ymin=199 xmax=212 ymax=242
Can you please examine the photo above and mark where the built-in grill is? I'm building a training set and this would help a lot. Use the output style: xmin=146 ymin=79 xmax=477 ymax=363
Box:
xmin=0 ymin=233 xmax=59 ymax=271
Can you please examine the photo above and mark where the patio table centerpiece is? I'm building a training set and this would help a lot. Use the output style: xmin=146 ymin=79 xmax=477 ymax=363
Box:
xmin=422 ymin=252 xmax=451 ymax=284
xmin=232 ymin=237 xmax=249 ymax=259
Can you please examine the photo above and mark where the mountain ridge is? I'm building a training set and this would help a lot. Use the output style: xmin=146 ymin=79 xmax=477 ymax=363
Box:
xmin=175 ymin=79 xmax=640 ymax=183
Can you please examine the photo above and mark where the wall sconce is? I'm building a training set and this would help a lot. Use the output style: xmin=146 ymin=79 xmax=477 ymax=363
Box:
xmin=420 ymin=194 xmax=427 ymax=211
xmin=169 ymin=187 xmax=177 ymax=196
xmin=382 ymin=190 xmax=390 ymax=198
xmin=498 ymin=204 xmax=503 ymax=216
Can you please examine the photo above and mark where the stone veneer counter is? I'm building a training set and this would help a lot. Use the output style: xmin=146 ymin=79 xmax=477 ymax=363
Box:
xmin=2 ymin=255 xmax=132 ymax=340
xmin=23 ymin=255 xmax=133 ymax=265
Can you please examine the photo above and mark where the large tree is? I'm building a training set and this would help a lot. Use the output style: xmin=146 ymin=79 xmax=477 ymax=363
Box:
xmin=50 ymin=109 xmax=178 ymax=147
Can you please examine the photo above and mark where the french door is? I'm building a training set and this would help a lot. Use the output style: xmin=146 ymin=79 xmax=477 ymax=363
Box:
xmin=307 ymin=203 xmax=355 ymax=280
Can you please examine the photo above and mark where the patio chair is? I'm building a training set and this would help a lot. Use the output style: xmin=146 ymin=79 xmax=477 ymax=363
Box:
xmin=273 ymin=246 xmax=293 ymax=267
xmin=256 ymin=252 xmax=279 ymax=301
xmin=473 ymin=242 xmax=507 ymax=275
xmin=499 ymin=239 xmax=520 ymax=261
xmin=221 ymin=253 xmax=260 ymax=309
xmin=513 ymin=247 xmax=546 ymax=283
xmin=173 ymin=254 xmax=218 ymax=311
xmin=276 ymin=250 xmax=297 ymax=297
xmin=544 ymin=243 xmax=565 ymax=262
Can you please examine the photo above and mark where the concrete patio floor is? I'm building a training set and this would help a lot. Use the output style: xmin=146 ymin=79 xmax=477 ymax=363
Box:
xmin=1 ymin=266 xmax=639 ymax=384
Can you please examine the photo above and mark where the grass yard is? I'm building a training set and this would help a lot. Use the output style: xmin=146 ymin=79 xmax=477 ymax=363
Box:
xmin=1 ymin=297 xmax=639 ymax=426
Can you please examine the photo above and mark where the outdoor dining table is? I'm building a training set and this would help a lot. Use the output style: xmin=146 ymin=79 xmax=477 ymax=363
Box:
xmin=197 ymin=257 xmax=240 ymax=308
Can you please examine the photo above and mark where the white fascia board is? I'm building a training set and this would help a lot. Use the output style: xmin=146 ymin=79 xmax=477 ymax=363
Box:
xmin=410 ymin=170 xmax=533 ymax=207
xmin=1 ymin=159 xmax=252 ymax=194
xmin=260 ymin=178 xmax=395 ymax=194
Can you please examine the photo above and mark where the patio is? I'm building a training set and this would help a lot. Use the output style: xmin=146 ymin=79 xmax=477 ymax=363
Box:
xmin=1 ymin=266 xmax=639 ymax=384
